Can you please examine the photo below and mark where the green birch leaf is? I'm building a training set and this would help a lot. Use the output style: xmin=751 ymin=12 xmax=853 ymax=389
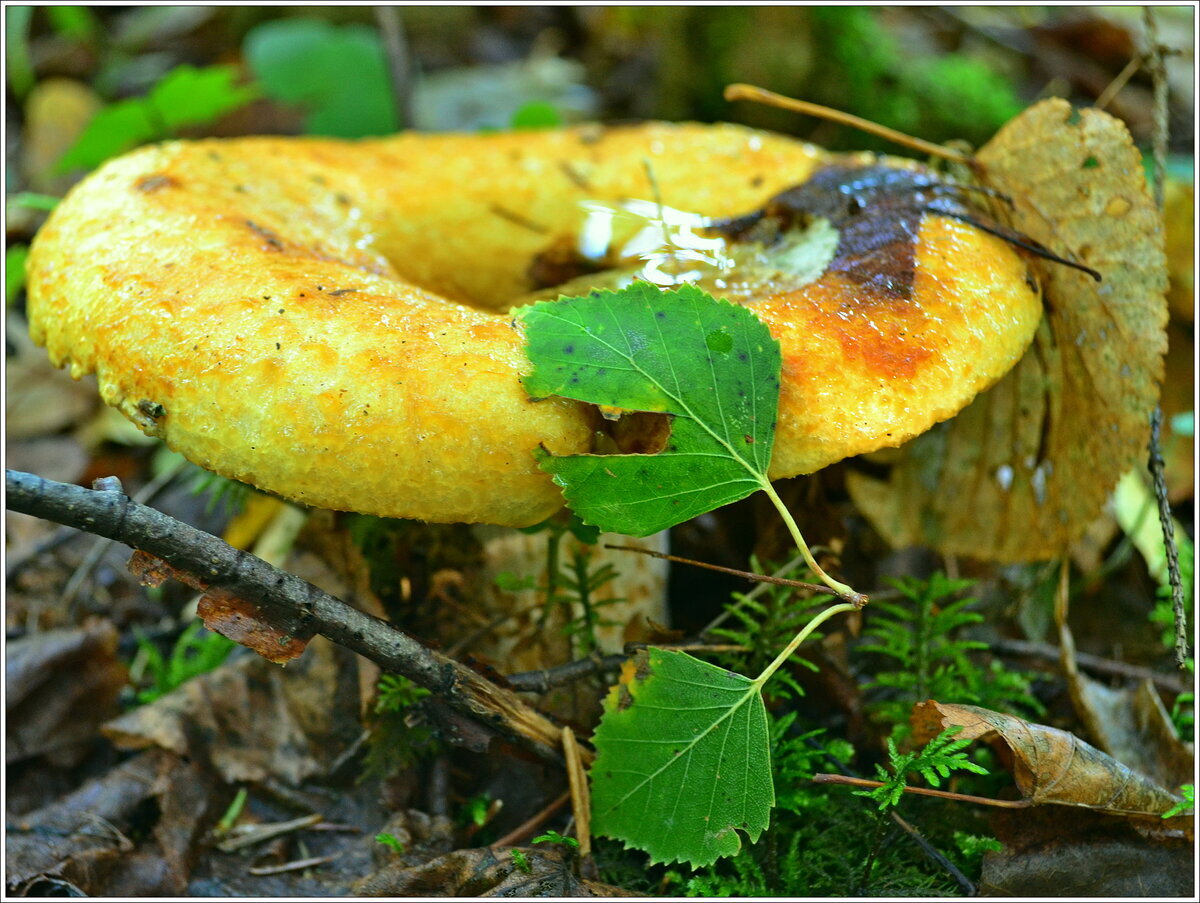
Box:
xmin=519 ymin=283 xmax=781 ymax=537
xmin=589 ymin=648 xmax=773 ymax=866
xmin=55 ymin=65 xmax=256 ymax=174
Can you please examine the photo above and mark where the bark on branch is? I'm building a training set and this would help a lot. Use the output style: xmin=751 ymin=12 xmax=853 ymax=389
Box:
xmin=5 ymin=469 xmax=586 ymax=766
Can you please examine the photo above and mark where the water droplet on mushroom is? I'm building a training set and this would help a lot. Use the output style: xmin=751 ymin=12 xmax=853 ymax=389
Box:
xmin=1031 ymin=463 xmax=1048 ymax=505
xmin=995 ymin=464 xmax=1014 ymax=491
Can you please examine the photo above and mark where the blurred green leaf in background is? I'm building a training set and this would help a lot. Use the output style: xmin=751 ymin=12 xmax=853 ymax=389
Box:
xmin=55 ymin=64 xmax=258 ymax=173
xmin=244 ymin=17 xmax=399 ymax=137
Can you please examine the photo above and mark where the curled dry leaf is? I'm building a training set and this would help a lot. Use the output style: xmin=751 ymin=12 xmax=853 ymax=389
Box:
xmin=848 ymin=99 xmax=1168 ymax=561
xmin=911 ymin=701 xmax=1186 ymax=821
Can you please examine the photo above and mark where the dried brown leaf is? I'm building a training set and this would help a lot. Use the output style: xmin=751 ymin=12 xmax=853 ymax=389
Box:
xmin=912 ymin=701 xmax=1186 ymax=820
xmin=352 ymin=845 xmax=634 ymax=897
xmin=103 ymin=636 xmax=360 ymax=785
xmin=848 ymin=99 xmax=1168 ymax=561
xmin=5 ymin=621 xmax=127 ymax=767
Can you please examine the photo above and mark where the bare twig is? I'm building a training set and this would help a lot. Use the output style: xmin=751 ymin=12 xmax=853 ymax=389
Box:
xmin=813 ymin=773 xmax=1030 ymax=809
xmin=604 ymin=544 xmax=833 ymax=594
xmin=507 ymin=651 xmax=627 ymax=693
xmin=1149 ymin=410 xmax=1189 ymax=667
xmin=5 ymin=469 xmax=584 ymax=767
xmin=59 ymin=458 xmax=187 ymax=611
xmin=374 ymin=7 xmax=414 ymax=129
xmin=1094 ymin=55 xmax=1142 ymax=111
xmin=562 ymin=727 xmax=592 ymax=858
xmin=488 ymin=790 xmax=571 ymax=850
xmin=991 ymin=636 xmax=1188 ymax=696
xmin=1142 ymin=7 xmax=1168 ymax=210
xmin=505 ymin=644 xmax=753 ymax=693
xmin=247 ymin=855 xmax=336 ymax=876
xmin=216 ymin=813 xmax=324 ymax=853
xmin=1141 ymin=8 xmax=1186 ymax=668
xmin=889 ymin=811 xmax=975 ymax=896
xmin=724 ymin=83 xmax=972 ymax=164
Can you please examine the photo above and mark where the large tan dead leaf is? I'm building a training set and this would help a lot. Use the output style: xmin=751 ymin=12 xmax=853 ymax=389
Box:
xmin=912 ymin=701 xmax=1186 ymax=820
xmin=848 ymin=99 xmax=1168 ymax=561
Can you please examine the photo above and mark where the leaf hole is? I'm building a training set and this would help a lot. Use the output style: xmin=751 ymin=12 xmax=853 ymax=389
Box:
xmin=596 ymin=410 xmax=674 ymax=456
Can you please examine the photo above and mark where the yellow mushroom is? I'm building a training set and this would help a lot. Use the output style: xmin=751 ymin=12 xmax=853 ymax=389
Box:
xmin=26 ymin=122 xmax=1041 ymax=526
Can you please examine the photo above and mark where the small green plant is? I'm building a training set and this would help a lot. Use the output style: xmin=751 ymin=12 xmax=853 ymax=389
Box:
xmin=709 ymin=557 xmax=831 ymax=701
xmin=375 ymin=832 xmax=406 ymax=854
xmin=861 ymin=573 xmax=1043 ymax=735
xmin=511 ymin=100 xmax=564 ymax=129
xmin=532 ymin=830 xmax=579 ymax=850
xmin=509 ymin=848 xmax=533 ymax=874
xmin=212 ymin=788 xmax=248 ymax=839
xmin=130 ymin=620 xmax=237 ymax=704
xmin=457 ymin=792 xmax=493 ymax=829
xmin=184 ymin=464 xmax=254 ymax=517
xmin=855 ymin=727 xmax=989 ymax=812
xmin=514 ymin=512 xmax=622 ymax=657
xmin=1169 ymin=659 xmax=1194 ymax=738
xmin=851 ymin=727 xmax=989 ymax=892
xmin=1162 ymin=784 xmax=1194 ymax=818
xmin=6 ymin=245 xmax=29 ymax=306
xmin=952 ymin=830 xmax=1003 ymax=874
xmin=361 ymin=673 xmax=437 ymax=782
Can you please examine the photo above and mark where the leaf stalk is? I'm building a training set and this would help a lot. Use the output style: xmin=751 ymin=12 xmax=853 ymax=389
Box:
xmin=762 ymin=482 xmax=867 ymax=606
xmin=753 ymin=600 xmax=857 ymax=688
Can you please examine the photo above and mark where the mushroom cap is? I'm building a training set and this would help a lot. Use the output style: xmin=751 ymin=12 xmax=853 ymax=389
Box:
xmin=27 ymin=123 xmax=1041 ymax=525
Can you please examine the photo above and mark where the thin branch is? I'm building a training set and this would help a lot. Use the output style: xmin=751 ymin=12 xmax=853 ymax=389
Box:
xmin=812 ymin=773 xmax=1030 ymax=809
xmin=991 ymin=636 xmax=1188 ymax=696
xmin=5 ymin=469 xmax=583 ymax=767
xmin=562 ymin=727 xmax=592 ymax=859
xmin=506 ymin=650 xmax=628 ymax=693
xmin=488 ymin=790 xmax=571 ymax=850
xmin=374 ymin=7 xmax=414 ymax=129
xmin=724 ymin=83 xmax=972 ymax=164
xmin=889 ymin=811 xmax=975 ymax=896
xmin=1141 ymin=8 xmax=1187 ymax=668
xmin=604 ymin=543 xmax=834 ymax=594
xmin=1094 ymin=55 xmax=1142 ymax=112
xmin=1149 ymin=410 xmax=1189 ymax=667
xmin=1142 ymin=7 xmax=1168 ymax=210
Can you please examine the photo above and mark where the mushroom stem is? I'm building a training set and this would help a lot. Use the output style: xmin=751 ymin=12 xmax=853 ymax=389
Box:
xmin=761 ymin=482 xmax=868 ymax=607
